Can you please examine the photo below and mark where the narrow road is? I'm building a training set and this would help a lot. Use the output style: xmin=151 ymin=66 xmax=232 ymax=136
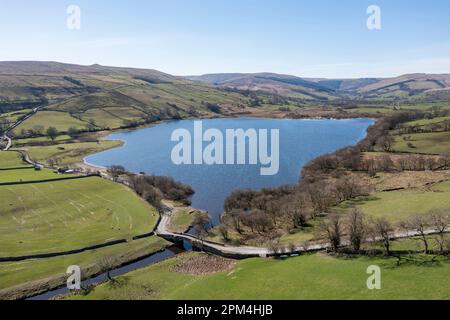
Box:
xmin=157 ymin=201 xmax=450 ymax=258
xmin=1 ymin=135 xmax=11 ymax=151
xmin=1 ymin=106 xmax=43 ymax=151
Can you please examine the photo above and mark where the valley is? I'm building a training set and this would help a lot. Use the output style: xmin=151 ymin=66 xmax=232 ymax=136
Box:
xmin=0 ymin=62 xmax=449 ymax=301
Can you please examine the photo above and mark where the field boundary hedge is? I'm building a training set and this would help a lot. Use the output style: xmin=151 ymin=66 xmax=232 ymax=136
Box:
xmin=0 ymin=174 xmax=100 ymax=186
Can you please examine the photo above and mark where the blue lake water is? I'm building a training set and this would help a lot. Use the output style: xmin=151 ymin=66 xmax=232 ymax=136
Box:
xmin=86 ymin=118 xmax=374 ymax=225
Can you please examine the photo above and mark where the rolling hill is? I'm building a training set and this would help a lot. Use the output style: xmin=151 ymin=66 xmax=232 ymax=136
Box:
xmin=0 ymin=61 xmax=251 ymax=134
xmin=187 ymin=73 xmax=339 ymax=100
xmin=188 ymin=72 xmax=450 ymax=101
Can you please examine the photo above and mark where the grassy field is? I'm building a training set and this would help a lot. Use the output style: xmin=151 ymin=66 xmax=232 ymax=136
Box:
xmin=169 ymin=209 xmax=196 ymax=234
xmin=0 ymin=176 xmax=159 ymax=257
xmin=392 ymin=131 xmax=450 ymax=154
xmin=12 ymin=111 xmax=88 ymax=134
xmin=68 ymin=251 xmax=450 ymax=300
xmin=0 ymin=151 xmax=31 ymax=169
xmin=337 ymin=180 xmax=450 ymax=222
xmin=13 ymin=135 xmax=71 ymax=145
xmin=0 ymin=236 xmax=168 ymax=295
xmin=0 ymin=167 xmax=67 ymax=184
xmin=20 ymin=140 xmax=122 ymax=166
xmin=401 ymin=115 xmax=450 ymax=127
xmin=0 ymin=109 xmax=32 ymax=125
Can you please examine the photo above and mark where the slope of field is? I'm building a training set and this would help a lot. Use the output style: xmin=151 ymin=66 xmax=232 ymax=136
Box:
xmin=188 ymin=73 xmax=338 ymax=100
xmin=338 ymin=180 xmax=450 ymax=222
xmin=0 ymin=168 xmax=63 ymax=184
xmin=393 ymin=131 xmax=450 ymax=155
xmin=356 ymin=74 xmax=450 ymax=100
xmin=69 ymin=252 xmax=450 ymax=300
xmin=0 ymin=236 xmax=168 ymax=295
xmin=0 ymin=62 xmax=251 ymax=133
xmin=0 ymin=176 xmax=159 ymax=257
xmin=22 ymin=140 xmax=122 ymax=166
xmin=0 ymin=151 xmax=30 ymax=169
xmin=11 ymin=111 xmax=88 ymax=134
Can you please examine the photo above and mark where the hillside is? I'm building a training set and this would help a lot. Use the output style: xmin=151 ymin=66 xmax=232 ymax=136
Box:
xmin=0 ymin=61 xmax=251 ymax=134
xmin=189 ymin=72 xmax=450 ymax=101
xmin=355 ymin=73 xmax=450 ymax=100
xmin=187 ymin=73 xmax=339 ymax=100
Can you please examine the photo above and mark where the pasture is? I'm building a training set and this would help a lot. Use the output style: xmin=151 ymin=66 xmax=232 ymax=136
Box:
xmin=0 ymin=236 xmax=168 ymax=295
xmin=22 ymin=140 xmax=122 ymax=165
xmin=392 ymin=131 xmax=450 ymax=154
xmin=0 ymin=168 xmax=64 ymax=184
xmin=0 ymin=176 xmax=159 ymax=257
xmin=0 ymin=151 xmax=30 ymax=169
xmin=69 ymin=251 xmax=450 ymax=300
xmin=12 ymin=111 xmax=87 ymax=134
xmin=338 ymin=180 xmax=450 ymax=222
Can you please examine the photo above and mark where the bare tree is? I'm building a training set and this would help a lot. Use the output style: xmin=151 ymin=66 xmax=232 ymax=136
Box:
xmin=430 ymin=210 xmax=450 ymax=254
xmin=370 ymin=218 xmax=394 ymax=256
xmin=97 ymin=256 xmax=117 ymax=281
xmin=282 ymin=194 xmax=308 ymax=229
xmin=228 ymin=209 xmax=244 ymax=234
xmin=318 ymin=214 xmax=343 ymax=252
xmin=376 ymin=135 xmax=395 ymax=152
xmin=401 ymin=215 xmax=431 ymax=254
xmin=218 ymin=224 xmax=230 ymax=242
xmin=107 ymin=165 xmax=127 ymax=182
xmin=346 ymin=209 xmax=367 ymax=252
xmin=192 ymin=213 xmax=212 ymax=250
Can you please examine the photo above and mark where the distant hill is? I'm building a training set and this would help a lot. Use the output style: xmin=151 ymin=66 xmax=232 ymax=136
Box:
xmin=188 ymin=72 xmax=450 ymax=101
xmin=0 ymin=61 xmax=251 ymax=121
xmin=354 ymin=73 xmax=450 ymax=100
xmin=187 ymin=73 xmax=339 ymax=100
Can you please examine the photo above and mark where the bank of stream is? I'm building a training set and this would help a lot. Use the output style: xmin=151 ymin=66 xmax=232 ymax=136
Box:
xmin=27 ymin=244 xmax=189 ymax=300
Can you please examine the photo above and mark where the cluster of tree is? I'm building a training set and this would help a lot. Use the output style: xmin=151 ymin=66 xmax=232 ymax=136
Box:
xmin=0 ymin=118 xmax=9 ymax=134
xmin=358 ymin=112 xmax=428 ymax=152
xmin=128 ymin=173 xmax=194 ymax=211
xmin=219 ymin=111 xmax=448 ymax=241
xmin=363 ymin=154 xmax=450 ymax=175
xmin=221 ymin=175 xmax=368 ymax=239
xmin=204 ymin=103 xmax=222 ymax=114
xmin=398 ymin=120 xmax=450 ymax=135
xmin=317 ymin=209 xmax=449 ymax=256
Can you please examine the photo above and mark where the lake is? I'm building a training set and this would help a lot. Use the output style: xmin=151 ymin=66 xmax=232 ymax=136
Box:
xmin=86 ymin=118 xmax=374 ymax=225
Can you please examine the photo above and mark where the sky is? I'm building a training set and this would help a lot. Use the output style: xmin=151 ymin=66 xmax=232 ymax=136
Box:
xmin=1 ymin=0 xmax=450 ymax=78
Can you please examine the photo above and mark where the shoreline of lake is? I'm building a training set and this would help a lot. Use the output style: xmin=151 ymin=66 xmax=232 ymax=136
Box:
xmin=83 ymin=117 xmax=375 ymax=225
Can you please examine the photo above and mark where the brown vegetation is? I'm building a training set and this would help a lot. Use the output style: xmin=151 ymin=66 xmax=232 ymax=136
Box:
xmin=171 ymin=254 xmax=236 ymax=275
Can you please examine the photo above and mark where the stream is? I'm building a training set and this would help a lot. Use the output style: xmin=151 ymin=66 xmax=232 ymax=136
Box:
xmin=27 ymin=244 xmax=187 ymax=300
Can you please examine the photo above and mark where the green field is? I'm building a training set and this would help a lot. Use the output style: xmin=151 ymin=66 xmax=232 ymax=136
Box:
xmin=0 ymin=176 xmax=159 ymax=257
xmin=68 ymin=251 xmax=450 ymax=300
xmin=21 ymin=140 xmax=122 ymax=165
xmin=14 ymin=135 xmax=71 ymax=145
xmin=401 ymin=115 xmax=450 ymax=127
xmin=12 ymin=111 xmax=88 ymax=134
xmin=0 ymin=151 xmax=30 ymax=169
xmin=0 ymin=109 xmax=32 ymax=125
xmin=0 ymin=236 xmax=168 ymax=296
xmin=78 ymin=107 xmax=146 ymax=129
xmin=392 ymin=131 xmax=450 ymax=154
xmin=0 ymin=167 xmax=67 ymax=184
xmin=338 ymin=180 xmax=450 ymax=222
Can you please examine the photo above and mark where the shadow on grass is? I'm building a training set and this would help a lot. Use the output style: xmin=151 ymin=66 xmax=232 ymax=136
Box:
xmin=106 ymin=276 xmax=131 ymax=290
xmin=339 ymin=196 xmax=382 ymax=210
xmin=331 ymin=251 xmax=448 ymax=270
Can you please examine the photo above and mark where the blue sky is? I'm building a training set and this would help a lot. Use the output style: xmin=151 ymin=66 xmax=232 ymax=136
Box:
xmin=1 ymin=0 xmax=449 ymax=78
